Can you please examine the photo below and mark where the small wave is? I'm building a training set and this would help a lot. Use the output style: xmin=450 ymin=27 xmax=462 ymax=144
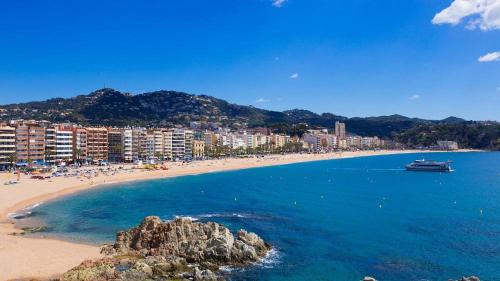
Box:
xmin=26 ymin=202 xmax=44 ymax=209
xmin=258 ymin=248 xmax=281 ymax=269
xmin=8 ymin=202 xmax=44 ymax=220
xmin=173 ymin=216 xmax=199 ymax=222
xmin=8 ymin=211 xmax=31 ymax=219
xmin=198 ymin=213 xmax=249 ymax=219
xmin=219 ymin=249 xmax=281 ymax=273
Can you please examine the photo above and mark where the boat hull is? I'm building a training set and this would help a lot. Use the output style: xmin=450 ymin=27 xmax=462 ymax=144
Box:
xmin=405 ymin=166 xmax=451 ymax=172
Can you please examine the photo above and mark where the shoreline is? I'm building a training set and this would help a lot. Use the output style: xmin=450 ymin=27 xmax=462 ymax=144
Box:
xmin=0 ymin=149 xmax=479 ymax=280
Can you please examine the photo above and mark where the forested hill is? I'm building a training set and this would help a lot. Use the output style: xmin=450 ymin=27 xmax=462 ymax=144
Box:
xmin=1 ymin=88 xmax=498 ymax=149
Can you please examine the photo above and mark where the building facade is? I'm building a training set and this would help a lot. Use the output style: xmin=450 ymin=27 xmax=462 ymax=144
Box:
xmin=86 ymin=127 xmax=109 ymax=161
xmin=16 ymin=123 xmax=46 ymax=163
xmin=108 ymin=129 xmax=124 ymax=163
xmin=0 ymin=125 xmax=16 ymax=168
xmin=335 ymin=121 xmax=346 ymax=140
xmin=55 ymin=126 xmax=74 ymax=163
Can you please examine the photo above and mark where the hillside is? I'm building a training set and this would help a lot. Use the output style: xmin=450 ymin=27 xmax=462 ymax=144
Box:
xmin=1 ymin=88 xmax=498 ymax=149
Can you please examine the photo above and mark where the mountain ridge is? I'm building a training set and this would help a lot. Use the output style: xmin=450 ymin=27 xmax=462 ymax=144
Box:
xmin=1 ymin=88 xmax=498 ymax=149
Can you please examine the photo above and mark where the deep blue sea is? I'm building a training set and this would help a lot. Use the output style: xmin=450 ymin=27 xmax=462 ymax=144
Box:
xmin=25 ymin=152 xmax=500 ymax=281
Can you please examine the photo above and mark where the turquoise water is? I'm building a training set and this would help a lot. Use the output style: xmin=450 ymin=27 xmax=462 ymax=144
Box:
xmin=28 ymin=152 xmax=500 ymax=280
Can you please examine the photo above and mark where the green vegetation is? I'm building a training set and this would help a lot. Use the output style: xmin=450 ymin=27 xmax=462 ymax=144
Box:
xmin=0 ymin=88 xmax=498 ymax=150
xmin=395 ymin=123 xmax=500 ymax=150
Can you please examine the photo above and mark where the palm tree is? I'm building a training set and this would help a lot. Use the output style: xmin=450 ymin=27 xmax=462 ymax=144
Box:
xmin=8 ymin=153 xmax=17 ymax=168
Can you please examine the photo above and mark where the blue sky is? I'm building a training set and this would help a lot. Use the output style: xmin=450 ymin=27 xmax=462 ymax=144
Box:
xmin=0 ymin=0 xmax=499 ymax=120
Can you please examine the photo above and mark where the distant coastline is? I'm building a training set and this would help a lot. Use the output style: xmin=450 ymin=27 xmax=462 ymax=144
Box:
xmin=0 ymin=149 xmax=479 ymax=280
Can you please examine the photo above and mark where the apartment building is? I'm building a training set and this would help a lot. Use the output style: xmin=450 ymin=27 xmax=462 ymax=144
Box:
xmin=335 ymin=121 xmax=346 ymax=140
xmin=45 ymin=126 xmax=56 ymax=165
xmin=271 ymin=134 xmax=289 ymax=148
xmin=245 ymin=133 xmax=256 ymax=149
xmin=86 ymin=127 xmax=109 ymax=161
xmin=348 ymin=136 xmax=362 ymax=148
xmin=108 ymin=129 xmax=124 ymax=163
xmin=145 ymin=132 xmax=155 ymax=160
xmin=204 ymin=132 xmax=218 ymax=149
xmin=162 ymin=130 xmax=173 ymax=160
xmin=192 ymin=140 xmax=205 ymax=158
xmin=73 ymin=128 xmax=87 ymax=163
xmin=0 ymin=125 xmax=16 ymax=168
xmin=153 ymin=130 xmax=164 ymax=159
xmin=132 ymin=128 xmax=147 ymax=161
xmin=122 ymin=129 xmax=133 ymax=162
xmin=164 ymin=129 xmax=193 ymax=160
xmin=437 ymin=140 xmax=459 ymax=150
xmin=55 ymin=126 xmax=74 ymax=163
xmin=16 ymin=123 xmax=46 ymax=163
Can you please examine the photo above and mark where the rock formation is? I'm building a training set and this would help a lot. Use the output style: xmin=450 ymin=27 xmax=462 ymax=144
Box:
xmin=102 ymin=216 xmax=271 ymax=266
xmin=60 ymin=217 xmax=271 ymax=281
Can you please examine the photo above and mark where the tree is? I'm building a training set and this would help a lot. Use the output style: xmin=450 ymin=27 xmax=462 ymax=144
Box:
xmin=8 ymin=153 xmax=17 ymax=168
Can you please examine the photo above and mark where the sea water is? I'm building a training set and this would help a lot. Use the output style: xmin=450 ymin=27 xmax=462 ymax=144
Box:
xmin=25 ymin=152 xmax=500 ymax=280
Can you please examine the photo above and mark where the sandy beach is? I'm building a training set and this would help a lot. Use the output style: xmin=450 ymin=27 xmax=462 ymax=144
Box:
xmin=0 ymin=150 xmax=474 ymax=280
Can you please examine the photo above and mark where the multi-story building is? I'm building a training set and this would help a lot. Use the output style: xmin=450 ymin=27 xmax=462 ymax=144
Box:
xmin=55 ymin=126 xmax=74 ymax=163
xmin=86 ymin=127 xmax=108 ymax=161
xmin=192 ymin=140 xmax=205 ymax=158
xmin=122 ymin=129 xmax=133 ymax=162
xmin=347 ymin=136 xmax=362 ymax=148
xmin=162 ymin=130 xmax=173 ymax=160
xmin=16 ymin=123 xmax=46 ymax=163
xmin=45 ymin=126 xmax=56 ymax=165
xmin=0 ymin=125 xmax=16 ymax=168
xmin=204 ymin=132 xmax=218 ymax=149
xmin=73 ymin=128 xmax=87 ymax=163
xmin=108 ymin=129 xmax=124 ymax=163
xmin=145 ymin=132 xmax=155 ymax=160
xmin=335 ymin=121 xmax=346 ymax=140
xmin=437 ymin=140 xmax=459 ymax=150
xmin=132 ymin=128 xmax=147 ymax=161
xmin=338 ymin=139 xmax=348 ymax=150
xmin=271 ymin=134 xmax=289 ymax=148
xmin=303 ymin=134 xmax=322 ymax=151
xmin=245 ymin=133 xmax=256 ymax=149
xmin=153 ymin=130 xmax=164 ymax=159
xmin=164 ymin=129 xmax=193 ymax=160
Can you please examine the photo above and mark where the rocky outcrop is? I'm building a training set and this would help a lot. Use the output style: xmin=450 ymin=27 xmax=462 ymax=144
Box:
xmin=61 ymin=216 xmax=271 ymax=281
xmin=102 ymin=216 xmax=271 ymax=266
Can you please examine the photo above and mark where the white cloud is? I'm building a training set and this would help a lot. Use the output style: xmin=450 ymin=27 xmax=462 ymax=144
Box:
xmin=432 ymin=0 xmax=500 ymax=31
xmin=478 ymin=51 xmax=500 ymax=62
xmin=256 ymin=98 xmax=271 ymax=103
xmin=409 ymin=94 xmax=421 ymax=100
xmin=272 ymin=0 xmax=287 ymax=8
xmin=290 ymin=73 xmax=299 ymax=79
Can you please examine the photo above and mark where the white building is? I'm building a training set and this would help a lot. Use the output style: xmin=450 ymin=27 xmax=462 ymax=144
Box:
xmin=164 ymin=129 xmax=193 ymax=160
xmin=55 ymin=127 xmax=74 ymax=163
xmin=0 ymin=125 xmax=16 ymax=168
xmin=122 ymin=129 xmax=133 ymax=162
